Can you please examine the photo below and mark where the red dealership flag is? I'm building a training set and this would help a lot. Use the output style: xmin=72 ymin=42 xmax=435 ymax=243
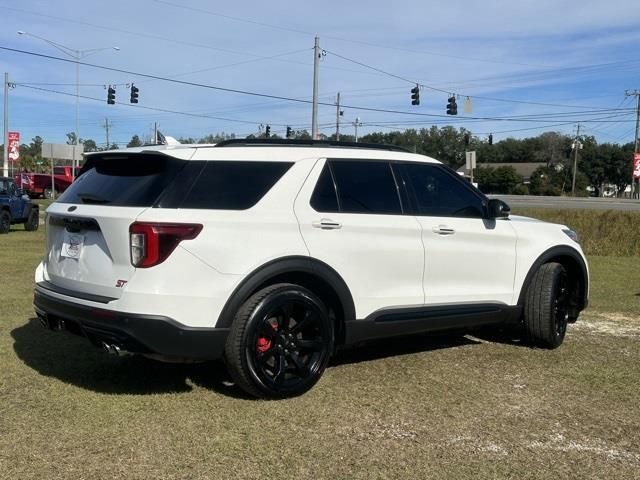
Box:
xmin=8 ymin=132 xmax=20 ymax=165
xmin=634 ymin=153 xmax=640 ymax=180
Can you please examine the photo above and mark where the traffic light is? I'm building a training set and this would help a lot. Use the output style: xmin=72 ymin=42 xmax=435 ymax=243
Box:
xmin=130 ymin=84 xmax=139 ymax=104
xmin=286 ymin=126 xmax=292 ymax=138
xmin=464 ymin=133 xmax=470 ymax=147
xmin=107 ymin=86 xmax=116 ymax=105
xmin=265 ymin=125 xmax=271 ymax=137
xmin=410 ymin=84 xmax=420 ymax=106
xmin=446 ymin=95 xmax=457 ymax=115
xmin=488 ymin=134 xmax=493 ymax=145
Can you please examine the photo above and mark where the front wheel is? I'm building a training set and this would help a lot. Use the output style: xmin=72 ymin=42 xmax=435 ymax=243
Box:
xmin=24 ymin=209 xmax=39 ymax=231
xmin=0 ymin=211 xmax=10 ymax=234
xmin=224 ymin=283 xmax=333 ymax=399
xmin=523 ymin=262 xmax=569 ymax=349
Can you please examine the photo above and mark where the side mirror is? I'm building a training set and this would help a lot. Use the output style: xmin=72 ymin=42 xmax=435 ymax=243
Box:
xmin=487 ymin=198 xmax=510 ymax=219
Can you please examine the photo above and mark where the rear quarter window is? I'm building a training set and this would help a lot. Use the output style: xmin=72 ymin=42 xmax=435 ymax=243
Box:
xmin=172 ymin=161 xmax=293 ymax=210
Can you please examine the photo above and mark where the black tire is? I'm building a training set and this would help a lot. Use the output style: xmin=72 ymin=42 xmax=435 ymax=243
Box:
xmin=24 ymin=208 xmax=39 ymax=231
xmin=523 ymin=262 xmax=569 ymax=349
xmin=0 ymin=210 xmax=10 ymax=234
xmin=224 ymin=283 xmax=333 ymax=399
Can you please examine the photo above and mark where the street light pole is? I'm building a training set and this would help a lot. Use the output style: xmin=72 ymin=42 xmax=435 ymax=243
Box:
xmin=17 ymin=31 xmax=119 ymax=176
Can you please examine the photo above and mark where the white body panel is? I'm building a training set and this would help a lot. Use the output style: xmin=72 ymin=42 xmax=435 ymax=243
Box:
xmin=417 ymin=216 xmax=517 ymax=305
xmin=294 ymin=159 xmax=425 ymax=319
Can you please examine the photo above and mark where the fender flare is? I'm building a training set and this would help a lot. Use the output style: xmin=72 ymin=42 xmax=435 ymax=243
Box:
xmin=216 ymin=256 xmax=356 ymax=330
xmin=517 ymin=245 xmax=588 ymax=310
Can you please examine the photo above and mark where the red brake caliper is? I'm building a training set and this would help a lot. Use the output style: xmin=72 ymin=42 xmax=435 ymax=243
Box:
xmin=256 ymin=320 xmax=277 ymax=353
xmin=256 ymin=337 xmax=272 ymax=353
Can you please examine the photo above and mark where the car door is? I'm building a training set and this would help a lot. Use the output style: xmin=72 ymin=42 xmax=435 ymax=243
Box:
xmin=398 ymin=163 xmax=517 ymax=305
xmin=294 ymin=158 xmax=425 ymax=319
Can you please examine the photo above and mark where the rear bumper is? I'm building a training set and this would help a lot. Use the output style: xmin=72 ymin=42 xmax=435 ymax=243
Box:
xmin=34 ymin=285 xmax=229 ymax=360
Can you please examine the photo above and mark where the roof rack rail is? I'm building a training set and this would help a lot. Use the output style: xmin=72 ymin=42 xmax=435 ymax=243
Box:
xmin=213 ymin=138 xmax=411 ymax=153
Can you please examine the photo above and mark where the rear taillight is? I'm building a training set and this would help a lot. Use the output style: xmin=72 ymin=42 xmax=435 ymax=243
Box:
xmin=129 ymin=222 xmax=202 ymax=268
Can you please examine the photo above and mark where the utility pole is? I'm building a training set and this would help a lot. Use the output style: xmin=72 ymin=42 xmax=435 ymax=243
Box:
xmin=571 ymin=123 xmax=581 ymax=196
xmin=335 ymin=92 xmax=342 ymax=141
xmin=103 ymin=118 xmax=112 ymax=149
xmin=2 ymin=73 xmax=8 ymax=177
xmin=626 ymin=89 xmax=640 ymax=199
xmin=154 ymin=122 xmax=158 ymax=145
xmin=311 ymin=36 xmax=320 ymax=140
xmin=352 ymin=117 xmax=362 ymax=143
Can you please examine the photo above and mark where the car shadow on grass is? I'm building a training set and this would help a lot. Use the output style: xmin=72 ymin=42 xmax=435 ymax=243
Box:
xmin=331 ymin=331 xmax=482 ymax=367
xmin=11 ymin=318 xmax=249 ymax=398
xmin=13 ymin=318 xmax=491 ymax=398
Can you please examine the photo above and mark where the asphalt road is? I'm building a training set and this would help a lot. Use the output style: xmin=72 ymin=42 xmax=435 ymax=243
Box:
xmin=492 ymin=195 xmax=640 ymax=211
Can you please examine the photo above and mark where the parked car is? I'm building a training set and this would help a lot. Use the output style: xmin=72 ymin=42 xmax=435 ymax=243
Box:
xmin=33 ymin=140 xmax=589 ymax=398
xmin=15 ymin=166 xmax=74 ymax=199
xmin=0 ymin=176 xmax=39 ymax=233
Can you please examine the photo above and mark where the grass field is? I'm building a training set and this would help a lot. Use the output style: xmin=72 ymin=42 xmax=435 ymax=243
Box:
xmin=1 ymin=223 xmax=639 ymax=479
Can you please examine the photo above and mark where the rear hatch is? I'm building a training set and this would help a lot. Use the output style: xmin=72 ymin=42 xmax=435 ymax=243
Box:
xmin=43 ymin=151 xmax=190 ymax=300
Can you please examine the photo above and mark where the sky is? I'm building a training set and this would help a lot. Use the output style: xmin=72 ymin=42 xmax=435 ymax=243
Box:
xmin=1 ymin=0 xmax=640 ymax=149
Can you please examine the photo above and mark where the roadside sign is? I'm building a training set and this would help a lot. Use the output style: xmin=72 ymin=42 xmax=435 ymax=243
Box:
xmin=634 ymin=153 xmax=640 ymax=179
xmin=465 ymin=151 xmax=476 ymax=170
xmin=41 ymin=143 xmax=84 ymax=162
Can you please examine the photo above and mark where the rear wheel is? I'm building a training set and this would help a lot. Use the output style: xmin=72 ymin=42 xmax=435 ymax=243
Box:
xmin=224 ymin=283 xmax=333 ymax=398
xmin=43 ymin=188 xmax=58 ymax=200
xmin=523 ymin=262 xmax=569 ymax=349
xmin=0 ymin=211 xmax=10 ymax=234
xmin=24 ymin=208 xmax=39 ymax=231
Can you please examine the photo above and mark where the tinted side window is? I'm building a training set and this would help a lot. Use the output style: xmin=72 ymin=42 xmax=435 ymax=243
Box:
xmin=310 ymin=163 xmax=339 ymax=212
xmin=403 ymin=164 xmax=485 ymax=218
xmin=331 ymin=160 xmax=402 ymax=214
xmin=180 ymin=161 xmax=292 ymax=210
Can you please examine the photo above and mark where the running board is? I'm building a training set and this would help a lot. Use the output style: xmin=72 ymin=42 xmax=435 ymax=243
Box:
xmin=344 ymin=303 xmax=521 ymax=345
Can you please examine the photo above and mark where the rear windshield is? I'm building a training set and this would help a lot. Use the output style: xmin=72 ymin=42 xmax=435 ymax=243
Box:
xmin=58 ymin=154 xmax=186 ymax=206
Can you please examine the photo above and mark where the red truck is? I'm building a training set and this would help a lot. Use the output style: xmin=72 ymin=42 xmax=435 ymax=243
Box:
xmin=15 ymin=166 xmax=75 ymax=199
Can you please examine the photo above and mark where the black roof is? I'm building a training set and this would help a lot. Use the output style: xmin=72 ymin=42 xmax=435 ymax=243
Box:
xmin=213 ymin=138 xmax=411 ymax=153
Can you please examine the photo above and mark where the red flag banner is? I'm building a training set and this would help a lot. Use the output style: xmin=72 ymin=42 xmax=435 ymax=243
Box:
xmin=634 ymin=153 xmax=640 ymax=180
xmin=8 ymin=132 xmax=20 ymax=165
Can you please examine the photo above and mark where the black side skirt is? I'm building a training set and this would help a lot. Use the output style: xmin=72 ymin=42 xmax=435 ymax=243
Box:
xmin=344 ymin=303 xmax=521 ymax=345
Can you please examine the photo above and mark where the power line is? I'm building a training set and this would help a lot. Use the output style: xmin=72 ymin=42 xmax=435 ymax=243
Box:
xmin=5 ymin=46 xmax=636 ymax=126
xmin=18 ymin=84 xmax=286 ymax=126
xmin=325 ymin=48 xmax=639 ymax=110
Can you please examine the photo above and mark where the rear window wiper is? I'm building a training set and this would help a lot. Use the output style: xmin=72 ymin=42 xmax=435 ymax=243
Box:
xmin=77 ymin=193 xmax=111 ymax=204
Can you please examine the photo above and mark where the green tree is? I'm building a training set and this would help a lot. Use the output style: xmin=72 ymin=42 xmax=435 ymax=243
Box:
xmin=82 ymin=138 xmax=98 ymax=152
xmin=127 ymin=135 xmax=143 ymax=148
xmin=474 ymin=166 xmax=523 ymax=194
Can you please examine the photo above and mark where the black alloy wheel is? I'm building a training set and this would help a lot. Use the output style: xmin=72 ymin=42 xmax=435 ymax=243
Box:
xmin=225 ymin=284 xmax=333 ymax=398
xmin=552 ymin=271 xmax=569 ymax=338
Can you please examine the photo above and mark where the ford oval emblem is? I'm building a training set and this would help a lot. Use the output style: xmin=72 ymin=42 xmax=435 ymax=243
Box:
xmin=68 ymin=206 xmax=77 ymax=212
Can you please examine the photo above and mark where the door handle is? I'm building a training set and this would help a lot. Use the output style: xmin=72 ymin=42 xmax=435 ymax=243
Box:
xmin=432 ymin=225 xmax=455 ymax=235
xmin=312 ymin=218 xmax=342 ymax=230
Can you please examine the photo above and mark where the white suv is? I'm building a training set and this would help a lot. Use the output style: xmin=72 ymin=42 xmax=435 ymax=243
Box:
xmin=34 ymin=139 xmax=589 ymax=398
